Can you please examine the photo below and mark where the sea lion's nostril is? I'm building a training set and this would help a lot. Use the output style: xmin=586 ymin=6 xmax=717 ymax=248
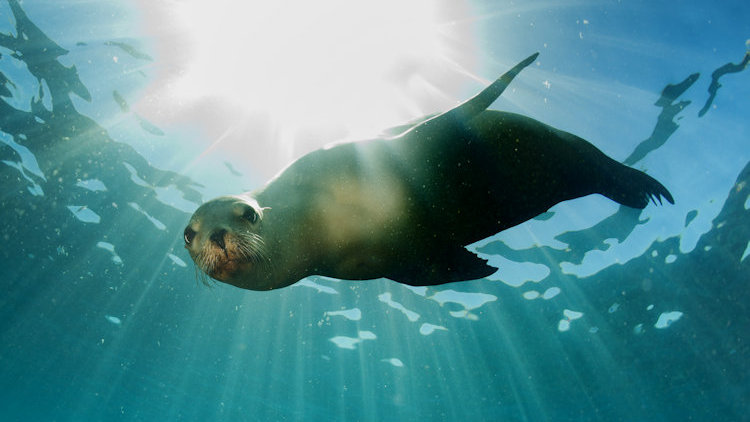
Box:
xmin=210 ymin=229 xmax=227 ymax=249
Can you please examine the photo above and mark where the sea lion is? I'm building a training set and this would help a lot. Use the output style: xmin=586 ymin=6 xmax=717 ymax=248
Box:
xmin=184 ymin=52 xmax=674 ymax=291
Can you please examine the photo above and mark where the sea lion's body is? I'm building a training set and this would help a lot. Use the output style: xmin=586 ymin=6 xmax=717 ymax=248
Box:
xmin=184 ymin=53 xmax=673 ymax=291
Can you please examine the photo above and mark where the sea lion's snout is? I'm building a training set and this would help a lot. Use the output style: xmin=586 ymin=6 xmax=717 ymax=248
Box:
xmin=210 ymin=228 xmax=227 ymax=250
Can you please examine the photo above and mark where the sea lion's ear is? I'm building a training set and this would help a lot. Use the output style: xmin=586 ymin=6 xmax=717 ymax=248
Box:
xmin=233 ymin=194 xmax=267 ymax=219
xmin=256 ymin=206 xmax=271 ymax=220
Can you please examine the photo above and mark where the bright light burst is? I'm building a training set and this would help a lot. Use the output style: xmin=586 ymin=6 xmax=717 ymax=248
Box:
xmin=167 ymin=0 xmax=472 ymax=136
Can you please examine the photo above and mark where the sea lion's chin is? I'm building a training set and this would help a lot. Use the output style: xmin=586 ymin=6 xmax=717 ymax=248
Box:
xmin=207 ymin=256 xmax=249 ymax=282
xmin=211 ymin=261 xmax=276 ymax=291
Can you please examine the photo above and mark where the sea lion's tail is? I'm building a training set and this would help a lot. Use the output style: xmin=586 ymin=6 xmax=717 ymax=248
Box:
xmin=601 ymin=165 xmax=675 ymax=209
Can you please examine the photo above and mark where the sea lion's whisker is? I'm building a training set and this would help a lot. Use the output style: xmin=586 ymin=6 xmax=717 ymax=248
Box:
xmin=236 ymin=232 xmax=269 ymax=265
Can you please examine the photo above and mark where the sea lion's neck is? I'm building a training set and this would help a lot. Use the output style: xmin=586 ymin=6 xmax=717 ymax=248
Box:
xmin=250 ymin=185 xmax=330 ymax=288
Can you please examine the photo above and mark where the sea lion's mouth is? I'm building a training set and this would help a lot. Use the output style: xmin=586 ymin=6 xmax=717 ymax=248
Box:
xmin=207 ymin=260 xmax=237 ymax=281
xmin=207 ymin=257 xmax=244 ymax=280
xmin=192 ymin=231 xmax=269 ymax=285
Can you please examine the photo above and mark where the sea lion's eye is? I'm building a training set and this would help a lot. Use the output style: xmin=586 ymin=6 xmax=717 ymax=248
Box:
xmin=243 ymin=207 xmax=258 ymax=224
xmin=184 ymin=227 xmax=196 ymax=245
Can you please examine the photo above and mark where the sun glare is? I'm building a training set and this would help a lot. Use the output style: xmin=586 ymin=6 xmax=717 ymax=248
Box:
xmin=168 ymin=0 xmax=469 ymax=136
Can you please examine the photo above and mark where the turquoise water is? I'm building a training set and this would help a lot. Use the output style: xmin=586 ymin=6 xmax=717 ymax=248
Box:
xmin=1 ymin=1 xmax=748 ymax=420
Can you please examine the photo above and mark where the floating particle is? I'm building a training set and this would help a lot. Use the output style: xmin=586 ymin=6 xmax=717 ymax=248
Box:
xmin=381 ymin=358 xmax=404 ymax=367
xmin=167 ymin=253 xmax=187 ymax=267
xmin=105 ymin=315 xmax=122 ymax=325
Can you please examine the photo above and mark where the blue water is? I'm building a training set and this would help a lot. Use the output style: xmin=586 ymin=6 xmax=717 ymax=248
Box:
xmin=1 ymin=1 xmax=748 ymax=420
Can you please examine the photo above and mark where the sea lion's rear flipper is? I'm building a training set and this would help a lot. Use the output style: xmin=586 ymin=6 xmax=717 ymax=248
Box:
xmin=601 ymin=164 xmax=675 ymax=209
xmin=555 ymin=129 xmax=675 ymax=209
xmin=395 ymin=247 xmax=496 ymax=287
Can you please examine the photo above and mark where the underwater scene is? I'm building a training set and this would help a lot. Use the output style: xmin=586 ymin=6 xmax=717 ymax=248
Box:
xmin=1 ymin=0 xmax=748 ymax=420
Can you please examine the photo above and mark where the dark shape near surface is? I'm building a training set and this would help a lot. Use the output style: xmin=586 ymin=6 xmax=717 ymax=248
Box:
xmin=685 ymin=209 xmax=698 ymax=227
xmin=0 ymin=68 xmax=15 ymax=98
xmin=623 ymin=72 xmax=699 ymax=166
xmin=135 ymin=114 xmax=165 ymax=136
xmin=112 ymin=90 xmax=130 ymax=112
xmin=184 ymin=52 xmax=674 ymax=291
xmin=698 ymin=52 xmax=749 ymax=117
xmin=224 ymin=161 xmax=243 ymax=177
xmin=1 ymin=0 xmax=203 ymax=295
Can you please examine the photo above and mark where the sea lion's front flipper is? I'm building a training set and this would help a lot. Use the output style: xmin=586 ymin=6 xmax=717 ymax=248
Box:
xmin=395 ymin=247 xmax=496 ymax=287
xmin=381 ymin=113 xmax=439 ymax=137
xmin=449 ymin=51 xmax=539 ymax=121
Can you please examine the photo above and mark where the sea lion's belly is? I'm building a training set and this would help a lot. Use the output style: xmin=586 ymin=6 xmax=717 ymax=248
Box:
xmin=313 ymin=166 xmax=412 ymax=279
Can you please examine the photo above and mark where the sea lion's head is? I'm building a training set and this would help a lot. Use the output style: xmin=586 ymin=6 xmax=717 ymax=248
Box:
xmin=183 ymin=194 xmax=271 ymax=288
